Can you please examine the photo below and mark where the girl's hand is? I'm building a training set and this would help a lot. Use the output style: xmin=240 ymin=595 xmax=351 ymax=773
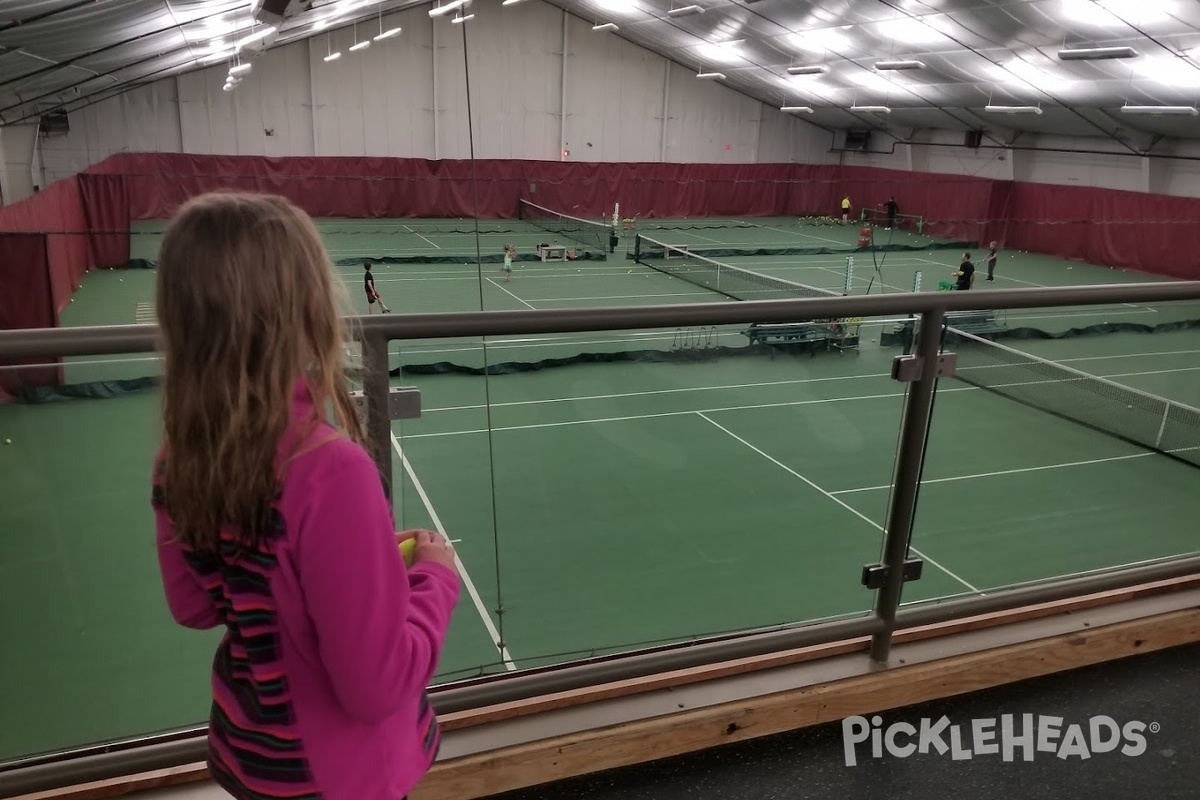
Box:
xmin=400 ymin=529 xmax=457 ymax=572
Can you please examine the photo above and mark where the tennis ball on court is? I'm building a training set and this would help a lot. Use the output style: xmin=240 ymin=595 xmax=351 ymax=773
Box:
xmin=399 ymin=537 xmax=416 ymax=566
xmin=4 ymin=439 xmax=10 ymax=445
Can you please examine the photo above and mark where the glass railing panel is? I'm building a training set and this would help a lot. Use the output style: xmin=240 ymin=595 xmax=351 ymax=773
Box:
xmin=903 ymin=300 xmax=1200 ymax=606
xmin=0 ymin=356 xmax=213 ymax=764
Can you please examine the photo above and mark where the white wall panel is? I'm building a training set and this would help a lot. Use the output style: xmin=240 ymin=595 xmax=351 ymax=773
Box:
xmin=665 ymin=63 xmax=762 ymax=163
xmin=39 ymin=81 xmax=181 ymax=183
xmin=565 ymin=18 xmax=664 ymax=163
xmin=0 ymin=123 xmax=39 ymax=204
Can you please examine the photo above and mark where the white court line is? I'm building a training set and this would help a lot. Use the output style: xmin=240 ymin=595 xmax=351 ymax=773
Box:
xmin=423 ymin=371 xmax=892 ymax=413
xmin=390 ymin=431 xmax=517 ymax=671
xmin=401 ymin=387 xmax=978 ymax=439
xmin=830 ymin=452 xmax=1156 ymax=495
xmin=487 ymin=277 xmax=536 ymax=310
xmin=403 ymin=225 xmax=442 ymax=250
xmin=694 ymin=412 xmax=981 ymax=594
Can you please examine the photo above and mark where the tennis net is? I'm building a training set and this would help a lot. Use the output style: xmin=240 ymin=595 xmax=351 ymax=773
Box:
xmin=518 ymin=200 xmax=613 ymax=254
xmin=948 ymin=328 xmax=1200 ymax=469
xmin=862 ymin=207 xmax=924 ymax=234
xmin=633 ymin=234 xmax=842 ymax=302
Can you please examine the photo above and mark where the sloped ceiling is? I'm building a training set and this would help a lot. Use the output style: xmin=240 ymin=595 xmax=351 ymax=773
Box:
xmin=2 ymin=0 xmax=1199 ymax=142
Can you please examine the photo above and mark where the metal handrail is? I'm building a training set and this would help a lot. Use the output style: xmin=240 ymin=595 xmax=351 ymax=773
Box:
xmin=2 ymin=282 xmax=1200 ymax=358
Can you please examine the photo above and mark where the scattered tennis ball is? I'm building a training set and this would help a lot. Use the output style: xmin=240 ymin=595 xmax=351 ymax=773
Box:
xmin=399 ymin=537 xmax=416 ymax=566
xmin=4 ymin=439 xmax=10 ymax=445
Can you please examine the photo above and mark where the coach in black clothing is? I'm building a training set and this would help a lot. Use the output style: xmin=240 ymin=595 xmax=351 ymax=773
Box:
xmin=954 ymin=252 xmax=975 ymax=290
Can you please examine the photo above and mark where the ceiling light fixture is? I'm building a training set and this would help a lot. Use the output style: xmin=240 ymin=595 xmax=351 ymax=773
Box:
xmin=780 ymin=106 xmax=814 ymax=113
xmin=1119 ymin=105 xmax=1198 ymax=115
xmin=324 ymin=51 xmax=341 ymax=61
xmin=984 ymin=105 xmax=1043 ymax=114
xmin=668 ymin=5 xmax=704 ymax=17
xmin=229 ymin=62 xmax=252 ymax=75
xmin=350 ymin=40 xmax=370 ymax=51
xmin=697 ymin=71 xmax=725 ymax=79
xmin=593 ymin=23 xmax=618 ymax=31
xmin=452 ymin=13 xmax=474 ymax=23
xmin=375 ymin=26 xmax=401 ymax=40
xmin=1057 ymin=46 xmax=1138 ymax=60
xmin=851 ymin=105 xmax=891 ymax=113
xmin=875 ymin=59 xmax=925 ymax=70
xmin=787 ymin=65 xmax=828 ymax=75
xmin=430 ymin=0 xmax=470 ymax=18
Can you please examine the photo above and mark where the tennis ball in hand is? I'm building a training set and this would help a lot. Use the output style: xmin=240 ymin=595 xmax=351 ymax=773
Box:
xmin=399 ymin=537 xmax=416 ymax=566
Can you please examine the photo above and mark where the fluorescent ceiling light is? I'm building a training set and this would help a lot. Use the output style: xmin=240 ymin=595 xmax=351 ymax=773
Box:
xmin=696 ymin=71 xmax=725 ymax=79
xmin=235 ymin=26 xmax=276 ymax=50
xmin=984 ymin=105 xmax=1043 ymax=114
xmin=349 ymin=40 xmax=370 ymax=51
xmin=229 ymin=62 xmax=252 ymax=75
xmin=875 ymin=59 xmax=925 ymax=70
xmin=788 ymin=65 xmax=827 ymax=75
xmin=223 ymin=84 xmax=235 ymax=92
xmin=593 ymin=22 xmax=618 ymax=31
xmin=324 ymin=51 xmax=342 ymax=61
xmin=374 ymin=27 xmax=402 ymax=40
xmin=502 ymin=0 xmax=526 ymax=4
xmin=1057 ymin=46 xmax=1138 ymax=60
xmin=781 ymin=106 xmax=814 ymax=113
xmin=430 ymin=0 xmax=469 ymax=17
xmin=1120 ymin=105 xmax=1198 ymax=115
xmin=668 ymin=5 xmax=704 ymax=17
xmin=852 ymin=105 xmax=891 ymax=113
xmin=451 ymin=13 xmax=473 ymax=23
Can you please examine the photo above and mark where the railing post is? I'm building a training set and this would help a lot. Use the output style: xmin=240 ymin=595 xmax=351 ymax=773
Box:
xmin=869 ymin=307 xmax=948 ymax=663
xmin=360 ymin=331 xmax=393 ymax=495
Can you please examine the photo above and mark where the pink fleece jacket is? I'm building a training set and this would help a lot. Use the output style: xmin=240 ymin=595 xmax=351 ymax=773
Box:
xmin=153 ymin=381 xmax=460 ymax=800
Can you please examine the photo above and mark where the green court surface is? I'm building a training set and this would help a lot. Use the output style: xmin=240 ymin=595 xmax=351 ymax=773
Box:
xmin=2 ymin=215 xmax=1199 ymax=763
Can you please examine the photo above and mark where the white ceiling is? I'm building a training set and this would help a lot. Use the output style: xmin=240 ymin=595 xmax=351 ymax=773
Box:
xmin=2 ymin=0 xmax=1200 ymax=144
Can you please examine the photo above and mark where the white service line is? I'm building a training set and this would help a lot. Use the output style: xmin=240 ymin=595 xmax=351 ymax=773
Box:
xmin=830 ymin=452 xmax=1156 ymax=495
xmin=695 ymin=412 xmax=980 ymax=594
xmin=403 ymin=225 xmax=442 ymax=250
xmin=487 ymin=277 xmax=537 ymax=310
xmin=390 ymin=431 xmax=517 ymax=671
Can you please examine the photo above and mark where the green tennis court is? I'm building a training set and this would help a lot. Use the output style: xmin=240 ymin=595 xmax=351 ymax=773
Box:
xmin=2 ymin=214 xmax=1199 ymax=763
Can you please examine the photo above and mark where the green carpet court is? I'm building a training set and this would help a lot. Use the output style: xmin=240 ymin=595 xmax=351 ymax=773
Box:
xmin=2 ymin=214 xmax=1199 ymax=763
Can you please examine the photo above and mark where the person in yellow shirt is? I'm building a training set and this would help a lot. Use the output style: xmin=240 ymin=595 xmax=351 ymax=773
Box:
xmin=841 ymin=196 xmax=851 ymax=223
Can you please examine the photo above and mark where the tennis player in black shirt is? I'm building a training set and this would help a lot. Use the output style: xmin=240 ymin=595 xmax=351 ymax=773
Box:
xmin=954 ymin=252 xmax=975 ymax=290
xmin=885 ymin=197 xmax=898 ymax=229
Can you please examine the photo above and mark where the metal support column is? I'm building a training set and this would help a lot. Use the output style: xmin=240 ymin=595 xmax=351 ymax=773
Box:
xmin=360 ymin=332 xmax=393 ymax=493
xmin=869 ymin=307 xmax=947 ymax=663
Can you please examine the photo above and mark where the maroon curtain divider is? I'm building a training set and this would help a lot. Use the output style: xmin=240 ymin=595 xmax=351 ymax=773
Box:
xmin=0 ymin=233 xmax=61 ymax=399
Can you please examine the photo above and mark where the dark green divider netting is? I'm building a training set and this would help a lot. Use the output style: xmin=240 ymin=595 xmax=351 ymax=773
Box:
xmin=623 ymin=241 xmax=974 ymax=261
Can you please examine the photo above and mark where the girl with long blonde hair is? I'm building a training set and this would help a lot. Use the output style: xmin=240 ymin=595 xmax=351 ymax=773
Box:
xmin=151 ymin=192 xmax=459 ymax=800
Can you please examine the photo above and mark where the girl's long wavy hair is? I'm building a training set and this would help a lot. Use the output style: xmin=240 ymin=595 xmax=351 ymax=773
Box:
xmin=156 ymin=192 xmax=366 ymax=555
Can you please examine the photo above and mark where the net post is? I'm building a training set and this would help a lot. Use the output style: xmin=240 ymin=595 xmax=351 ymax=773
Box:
xmin=633 ymin=233 xmax=642 ymax=263
xmin=869 ymin=306 xmax=947 ymax=664
xmin=844 ymin=256 xmax=853 ymax=295
xmin=360 ymin=331 xmax=393 ymax=496
xmin=1155 ymin=403 xmax=1171 ymax=449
